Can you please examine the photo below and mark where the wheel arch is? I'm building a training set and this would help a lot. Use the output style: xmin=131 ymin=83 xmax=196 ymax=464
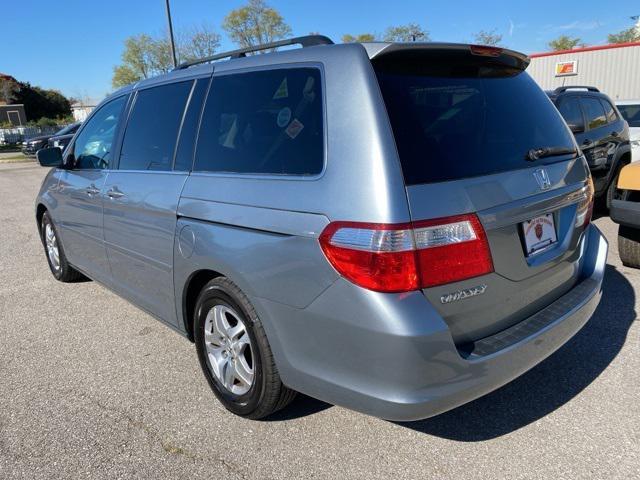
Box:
xmin=36 ymin=203 xmax=48 ymax=236
xmin=182 ymin=269 xmax=224 ymax=342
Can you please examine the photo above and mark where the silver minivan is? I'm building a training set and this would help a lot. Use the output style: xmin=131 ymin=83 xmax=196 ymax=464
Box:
xmin=35 ymin=36 xmax=607 ymax=421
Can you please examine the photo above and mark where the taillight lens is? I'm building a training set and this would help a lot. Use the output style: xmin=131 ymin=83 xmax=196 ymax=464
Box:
xmin=319 ymin=214 xmax=494 ymax=293
xmin=575 ymin=176 xmax=595 ymax=228
xmin=414 ymin=215 xmax=494 ymax=288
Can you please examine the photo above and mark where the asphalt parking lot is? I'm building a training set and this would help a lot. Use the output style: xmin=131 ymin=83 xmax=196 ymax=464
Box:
xmin=0 ymin=162 xmax=638 ymax=479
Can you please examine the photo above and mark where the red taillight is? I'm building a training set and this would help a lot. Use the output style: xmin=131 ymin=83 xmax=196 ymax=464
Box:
xmin=414 ymin=215 xmax=494 ymax=288
xmin=470 ymin=45 xmax=503 ymax=57
xmin=319 ymin=214 xmax=494 ymax=293
xmin=576 ymin=176 xmax=595 ymax=228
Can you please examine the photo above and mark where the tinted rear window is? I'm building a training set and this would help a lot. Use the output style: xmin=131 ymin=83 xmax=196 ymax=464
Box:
xmin=618 ymin=104 xmax=640 ymax=127
xmin=374 ymin=63 xmax=576 ymax=185
xmin=194 ymin=68 xmax=323 ymax=175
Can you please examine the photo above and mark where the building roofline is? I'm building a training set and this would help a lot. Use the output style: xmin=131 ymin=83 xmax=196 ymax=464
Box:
xmin=530 ymin=41 xmax=640 ymax=58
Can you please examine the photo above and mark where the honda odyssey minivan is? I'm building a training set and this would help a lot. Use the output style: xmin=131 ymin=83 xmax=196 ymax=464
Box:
xmin=35 ymin=36 xmax=607 ymax=420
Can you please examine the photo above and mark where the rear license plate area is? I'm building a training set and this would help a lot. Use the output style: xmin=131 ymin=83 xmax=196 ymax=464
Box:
xmin=521 ymin=213 xmax=558 ymax=256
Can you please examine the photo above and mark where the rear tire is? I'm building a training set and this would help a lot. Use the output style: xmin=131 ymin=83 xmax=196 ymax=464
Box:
xmin=40 ymin=211 xmax=84 ymax=282
xmin=618 ymin=225 xmax=640 ymax=269
xmin=194 ymin=277 xmax=296 ymax=419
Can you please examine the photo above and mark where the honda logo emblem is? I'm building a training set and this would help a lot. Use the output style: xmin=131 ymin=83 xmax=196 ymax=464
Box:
xmin=533 ymin=168 xmax=551 ymax=190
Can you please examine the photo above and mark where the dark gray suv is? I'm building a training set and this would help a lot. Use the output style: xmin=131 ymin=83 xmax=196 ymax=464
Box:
xmin=35 ymin=36 xmax=607 ymax=420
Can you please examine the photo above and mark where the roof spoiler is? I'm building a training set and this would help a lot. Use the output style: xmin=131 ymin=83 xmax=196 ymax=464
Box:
xmin=367 ymin=42 xmax=530 ymax=72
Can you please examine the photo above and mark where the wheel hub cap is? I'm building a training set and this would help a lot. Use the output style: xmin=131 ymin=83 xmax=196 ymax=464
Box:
xmin=44 ymin=223 xmax=60 ymax=271
xmin=203 ymin=304 xmax=254 ymax=395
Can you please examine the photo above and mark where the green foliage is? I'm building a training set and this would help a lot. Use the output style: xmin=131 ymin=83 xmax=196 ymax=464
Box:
xmin=607 ymin=26 xmax=640 ymax=44
xmin=112 ymin=26 xmax=221 ymax=89
xmin=548 ymin=35 xmax=582 ymax=51
xmin=342 ymin=33 xmax=376 ymax=43
xmin=383 ymin=23 xmax=429 ymax=42
xmin=222 ymin=0 xmax=292 ymax=49
xmin=473 ymin=29 xmax=503 ymax=46
xmin=12 ymin=82 xmax=72 ymax=121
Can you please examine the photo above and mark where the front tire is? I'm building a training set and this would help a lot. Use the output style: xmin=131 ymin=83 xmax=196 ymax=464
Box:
xmin=618 ymin=225 xmax=640 ymax=268
xmin=40 ymin=211 xmax=84 ymax=282
xmin=194 ymin=277 xmax=296 ymax=419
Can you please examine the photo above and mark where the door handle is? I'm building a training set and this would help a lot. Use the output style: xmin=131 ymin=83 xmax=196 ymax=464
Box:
xmin=85 ymin=184 xmax=100 ymax=196
xmin=106 ymin=187 xmax=125 ymax=199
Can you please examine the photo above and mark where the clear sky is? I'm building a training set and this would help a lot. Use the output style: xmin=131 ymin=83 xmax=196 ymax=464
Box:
xmin=2 ymin=0 xmax=638 ymax=100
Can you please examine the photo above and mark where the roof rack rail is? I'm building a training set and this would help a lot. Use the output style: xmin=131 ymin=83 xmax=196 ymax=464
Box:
xmin=174 ymin=35 xmax=334 ymax=70
xmin=554 ymin=85 xmax=600 ymax=93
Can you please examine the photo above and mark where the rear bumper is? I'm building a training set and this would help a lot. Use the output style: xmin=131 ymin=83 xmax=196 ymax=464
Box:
xmin=255 ymin=225 xmax=607 ymax=421
xmin=610 ymin=198 xmax=640 ymax=228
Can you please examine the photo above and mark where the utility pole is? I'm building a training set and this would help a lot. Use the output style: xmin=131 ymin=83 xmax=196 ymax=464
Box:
xmin=165 ymin=0 xmax=178 ymax=68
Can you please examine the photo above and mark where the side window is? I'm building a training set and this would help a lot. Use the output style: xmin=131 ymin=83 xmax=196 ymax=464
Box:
xmin=174 ymin=78 xmax=209 ymax=171
xmin=194 ymin=68 xmax=324 ymax=175
xmin=600 ymin=99 xmax=618 ymax=124
xmin=119 ymin=81 xmax=193 ymax=171
xmin=71 ymin=96 xmax=127 ymax=170
xmin=557 ymin=97 xmax=584 ymax=131
xmin=581 ymin=97 xmax=607 ymax=130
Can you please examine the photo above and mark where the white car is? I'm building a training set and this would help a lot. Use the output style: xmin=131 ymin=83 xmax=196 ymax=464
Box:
xmin=616 ymin=100 xmax=640 ymax=162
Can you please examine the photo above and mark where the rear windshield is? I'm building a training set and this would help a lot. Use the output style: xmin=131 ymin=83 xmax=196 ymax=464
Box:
xmin=617 ymin=104 xmax=640 ymax=128
xmin=374 ymin=60 xmax=576 ymax=185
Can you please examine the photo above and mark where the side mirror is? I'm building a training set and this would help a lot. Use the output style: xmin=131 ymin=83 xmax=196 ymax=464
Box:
xmin=36 ymin=147 xmax=64 ymax=167
xmin=569 ymin=123 xmax=585 ymax=134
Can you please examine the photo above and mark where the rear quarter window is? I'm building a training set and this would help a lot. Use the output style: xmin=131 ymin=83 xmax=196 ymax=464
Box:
xmin=581 ymin=97 xmax=607 ymax=130
xmin=194 ymin=67 xmax=324 ymax=176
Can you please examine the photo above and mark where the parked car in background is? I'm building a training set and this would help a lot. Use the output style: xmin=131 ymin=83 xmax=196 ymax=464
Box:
xmin=547 ymin=86 xmax=631 ymax=209
xmin=22 ymin=123 xmax=81 ymax=156
xmin=35 ymin=37 xmax=607 ymax=421
xmin=615 ymin=100 xmax=640 ymax=162
xmin=610 ymin=162 xmax=640 ymax=267
xmin=48 ymin=122 xmax=81 ymax=152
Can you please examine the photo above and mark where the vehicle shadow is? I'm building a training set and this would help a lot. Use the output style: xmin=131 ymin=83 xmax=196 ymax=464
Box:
xmin=264 ymin=394 xmax=332 ymax=421
xmin=397 ymin=264 xmax=636 ymax=441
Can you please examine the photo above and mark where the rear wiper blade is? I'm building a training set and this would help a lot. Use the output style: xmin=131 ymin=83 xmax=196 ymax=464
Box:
xmin=525 ymin=146 xmax=577 ymax=161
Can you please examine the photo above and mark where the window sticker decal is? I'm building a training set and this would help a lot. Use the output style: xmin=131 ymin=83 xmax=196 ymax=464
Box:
xmin=285 ymin=118 xmax=304 ymax=139
xmin=277 ymin=107 xmax=292 ymax=128
xmin=273 ymin=78 xmax=289 ymax=99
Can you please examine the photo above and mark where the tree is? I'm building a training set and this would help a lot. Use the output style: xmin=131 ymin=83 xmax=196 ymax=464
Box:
xmin=342 ymin=33 xmax=376 ymax=43
xmin=383 ymin=23 xmax=429 ymax=42
xmin=222 ymin=0 xmax=292 ymax=49
xmin=12 ymin=82 xmax=72 ymax=121
xmin=548 ymin=35 xmax=582 ymax=51
xmin=178 ymin=24 xmax=221 ymax=61
xmin=473 ymin=29 xmax=503 ymax=46
xmin=0 ymin=77 xmax=19 ymax=104
xmin=112 ymin=26 xmax=221 ymax=89
xmin=607 ymin=26 xmax=640 ymax=44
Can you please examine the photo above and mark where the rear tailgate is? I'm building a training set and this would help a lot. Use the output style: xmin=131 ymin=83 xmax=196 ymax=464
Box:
xmin=407 ymin=162 xmax=591 ymax=344
xmin=372 ymin=44 xmax=593 ymax=344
